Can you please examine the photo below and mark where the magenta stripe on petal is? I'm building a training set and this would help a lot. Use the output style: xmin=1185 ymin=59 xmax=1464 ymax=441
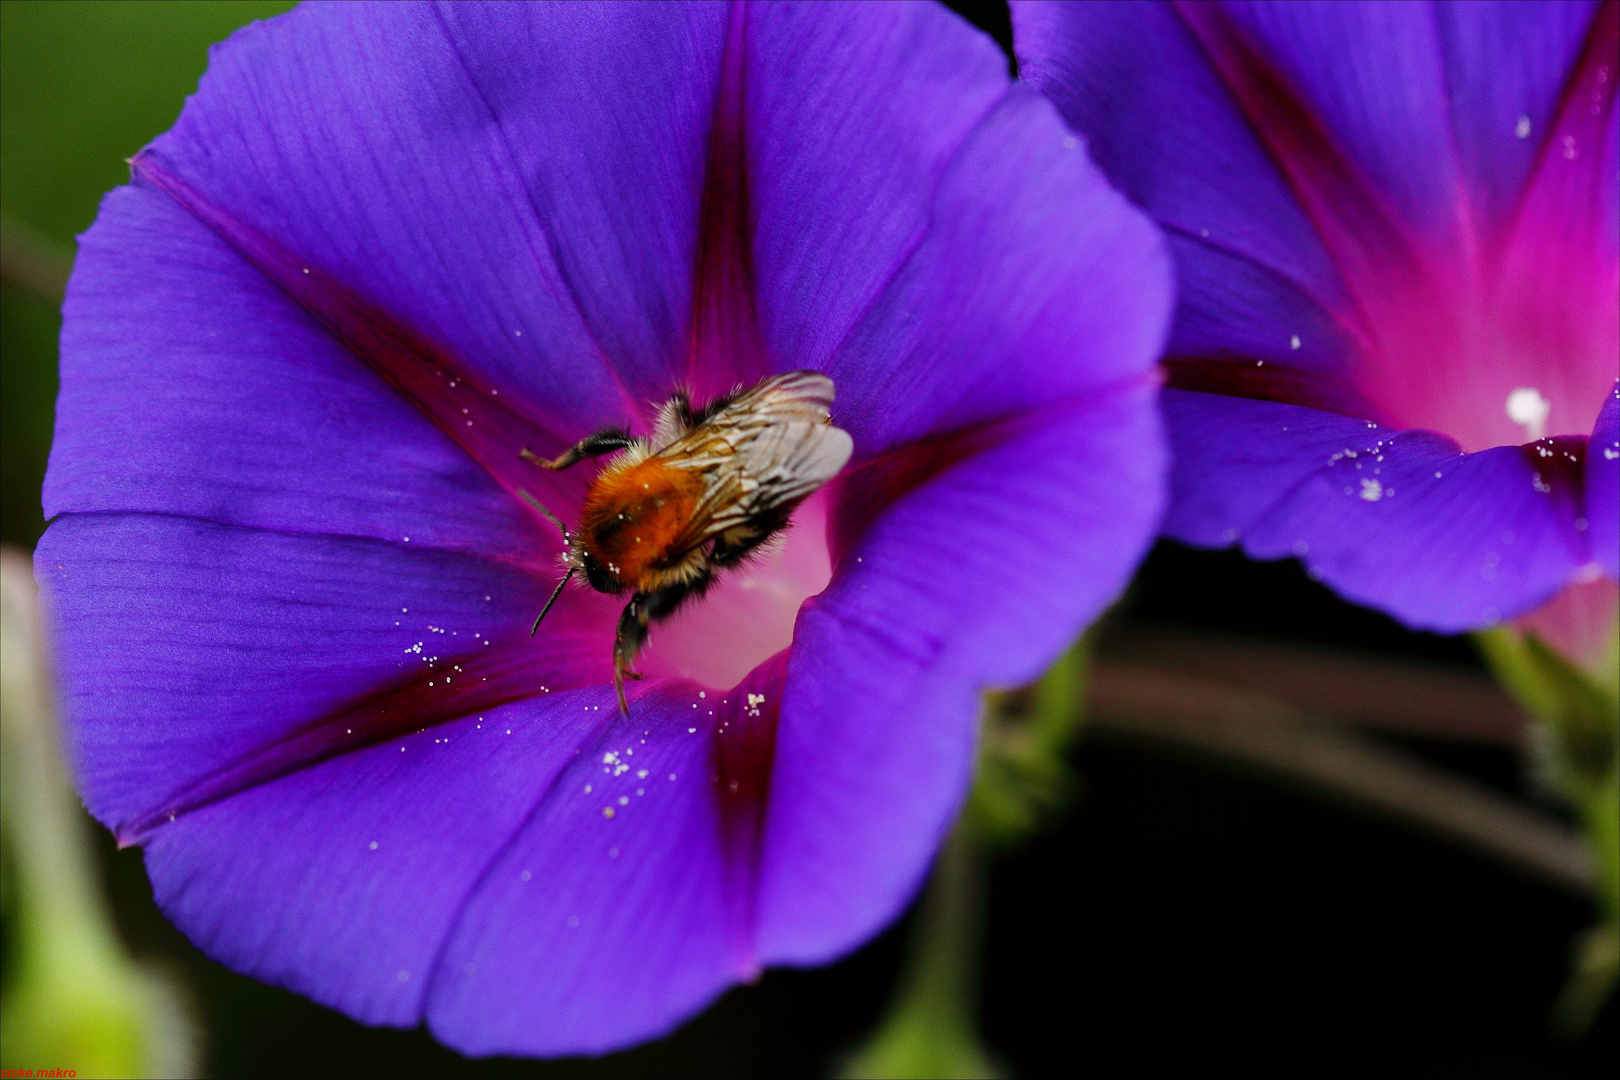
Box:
xmin=132 ymin=155 xmax=591 ymax=522
xmin=119 ymin=635 xmax=606 ymax=846
xmin=1489 ymin=1 xmax=1619 ymax=443
xmin=686 ymin=1 xmax=770 ymax=402
xmin=1172 ymin=0 xmax=1428 ymax=330
xmin=712 ymin=650 xmax=786 ymax=979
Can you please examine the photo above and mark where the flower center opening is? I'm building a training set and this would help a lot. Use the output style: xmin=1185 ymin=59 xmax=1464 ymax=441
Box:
xmin=1347 ymin=258 xmax=1614 ymax=453
xmin=636 ymin=490 xmax=833 ymax=691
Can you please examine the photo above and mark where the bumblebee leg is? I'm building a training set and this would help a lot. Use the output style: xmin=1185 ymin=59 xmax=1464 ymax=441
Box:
xmin=612 ymin=600 xmax=644 ymax=715
xmin=521 ymin=426 xmax=634 ymax=472
xmin=611 ymin=579 xmax=708 ymax=715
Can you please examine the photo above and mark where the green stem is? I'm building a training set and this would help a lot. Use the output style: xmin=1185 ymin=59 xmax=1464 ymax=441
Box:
xmin=839 ymin=822 xmax=1000 ymax=1080
xmin=1475 ymin=624 xmax=1620 ymax=1035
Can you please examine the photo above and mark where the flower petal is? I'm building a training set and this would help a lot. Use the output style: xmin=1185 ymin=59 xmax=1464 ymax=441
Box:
xmin=1011 ymin=0 xmax=1353 ymax=332
xmin=1163 ymin=389 xmax=1592 ymax=631
xmin=430 ymin=0 xmax=731 ymax=409
xmin=759 ymin=381 xmax=1165 ymax=962
xmin=135 ymin=0 xmax=720 ymax=427
xmin=818 ymin=84 xmax=1171 ymax=456
xmin=1487 ymin=1 xmax=1619 ymax=445
xmin=1159 ymin=389 xmax=1392 ymax=549
xmin=740 ymin=1 xmax=1007 ymax=386
xmin=35 ymin=513 xmax=618 ymax=839
xmin=1158 ymin=232 xmax=1372 ymax=417
xmin=427 ymin=659 xmax=784 ymax=1056
xmin=1247 ymin=432 xmax=1590 ymax=630
xmin=1589 ymin=381 xmax=1620 ymax=579
xmin=47 ymin=183 xmax=557 ymax=559
xmin=135 ymin=692 xmax=594 ymax=1028
xmin=1186 ymin=1 xmax=1468 ymax=243
xmin=1438 ymin=1 xmax=1607 ymax=225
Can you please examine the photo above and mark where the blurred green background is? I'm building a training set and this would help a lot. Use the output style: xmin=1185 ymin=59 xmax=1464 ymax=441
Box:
xmin=2 ymin=0 xmax=295 ymax=547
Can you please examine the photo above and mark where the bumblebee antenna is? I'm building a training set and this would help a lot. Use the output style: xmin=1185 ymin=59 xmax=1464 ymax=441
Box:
xmin=531 ymin=565 xmax=577 ymax=636
xmin=516 ymin=487 xmax=571 ymax=543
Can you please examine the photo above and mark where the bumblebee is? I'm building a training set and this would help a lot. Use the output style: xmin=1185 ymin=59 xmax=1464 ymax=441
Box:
xmin=522 ymin=371 xmax=853 ymax=713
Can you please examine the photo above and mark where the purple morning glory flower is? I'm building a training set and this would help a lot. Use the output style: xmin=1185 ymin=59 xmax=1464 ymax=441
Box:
xmin=1013 ymin=0 xmax=1619 ymax=635
xmin=37 ymin=1 xmax=1170 ymax=1057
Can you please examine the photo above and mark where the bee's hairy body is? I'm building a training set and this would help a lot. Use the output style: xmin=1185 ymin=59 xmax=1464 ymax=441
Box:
xmin=524 ymin=371 xmax=853 ymax=713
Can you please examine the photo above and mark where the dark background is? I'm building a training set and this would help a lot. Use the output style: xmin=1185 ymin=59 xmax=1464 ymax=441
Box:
xmin=2 ymin=1 xmax=1613 ymax=1075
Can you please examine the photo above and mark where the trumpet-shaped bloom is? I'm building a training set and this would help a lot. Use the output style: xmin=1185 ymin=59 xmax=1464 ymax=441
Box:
xmin=37 ymin=1 xmax=1170 ymax=1056
xmin=1014 ymin=0 xmax=1619 ymax=634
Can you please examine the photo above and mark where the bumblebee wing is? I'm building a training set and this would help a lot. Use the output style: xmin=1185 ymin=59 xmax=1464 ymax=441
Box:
xmin=658 ymin=372 xmax=852 ymax=555
xmin=684 ymin=420 xmax=852 ymax=539
xmin=733 ymin=418 xmax=853 ymax=512
xmin=721 ymin=370 xmax=837 ymax=425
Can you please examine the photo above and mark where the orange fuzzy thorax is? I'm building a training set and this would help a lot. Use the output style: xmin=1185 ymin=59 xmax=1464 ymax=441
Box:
xmin=578 ymin=457 xmax=704 ymax=590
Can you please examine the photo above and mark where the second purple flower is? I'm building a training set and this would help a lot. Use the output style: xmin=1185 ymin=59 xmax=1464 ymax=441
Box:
xmin=1015 ymin=0 xmax=1618 ymax=635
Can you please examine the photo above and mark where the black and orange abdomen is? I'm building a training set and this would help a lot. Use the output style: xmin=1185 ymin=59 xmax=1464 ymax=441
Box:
xmin=577 ymin=457 xmax=705 ymax=590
